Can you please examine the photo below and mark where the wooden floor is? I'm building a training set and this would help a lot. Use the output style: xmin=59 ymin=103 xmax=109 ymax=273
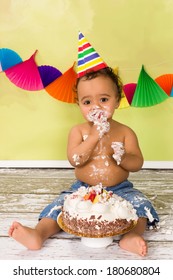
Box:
xmin=0 ymin=168 xmax=173 ymax=260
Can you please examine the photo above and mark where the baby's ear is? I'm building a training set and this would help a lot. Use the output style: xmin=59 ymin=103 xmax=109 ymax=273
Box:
xmin=115 ymin=102 xmax=120 ymax=109
xmin=74 ymin=95 xmax=79 ymax=105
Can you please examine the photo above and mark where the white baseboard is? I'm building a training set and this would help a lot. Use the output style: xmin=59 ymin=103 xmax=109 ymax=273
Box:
xmin=0 ymin=160 xmax=72 ymax=168
xmin=0 ymin=160 xmax=172 ymax=169
xmin=143 ymin=161 xmax=173 ymax=169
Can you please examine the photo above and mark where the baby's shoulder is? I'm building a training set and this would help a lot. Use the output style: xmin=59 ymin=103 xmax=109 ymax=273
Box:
xmin=112 ymin=120 xmax=135 ymax=134
xmin=69 ymin=122 xmax=88 ymax=134
xmin=71 ymin=122 xmax=88 ymax=130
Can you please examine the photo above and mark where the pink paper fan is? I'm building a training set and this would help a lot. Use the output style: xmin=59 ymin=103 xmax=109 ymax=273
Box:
xmin=4 ymin=50 xmax=43 ymax=91
xmin=123 ymin=83 xmax=137 ymax=104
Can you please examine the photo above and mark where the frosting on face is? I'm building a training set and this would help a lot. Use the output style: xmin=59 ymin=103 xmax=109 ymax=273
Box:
xmin=87 ymin=107 xmax=110 ymax=138
xmin=63 ymin=185 xmax=138 ymax=222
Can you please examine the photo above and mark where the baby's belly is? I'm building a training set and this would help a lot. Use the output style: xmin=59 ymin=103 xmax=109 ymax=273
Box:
xmin=75 ymin=158 xmax=129 ymax=187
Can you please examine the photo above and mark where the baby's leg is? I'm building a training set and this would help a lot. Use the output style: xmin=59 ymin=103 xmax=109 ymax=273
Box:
xmin=119 ymin=217 xmax=147 ymax=256
xmin=8 ymin=218 xmax=60 ymax=250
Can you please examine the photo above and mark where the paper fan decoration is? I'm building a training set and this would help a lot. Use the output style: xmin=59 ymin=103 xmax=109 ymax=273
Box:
xmin=118 ymin=92 xmax=130 ymax=109
xmin=0 ymin=48 xmax=22 ymax=71
xmin=38 ymin=65 xmax=62 ymax=87
xmin=123 ymin=83 xmax=137 ymax=104
xmin=112 ymin=67 xmax=130 ymax=109
xmin=4 ymin=50 xmax=44 ymax=91
xmin=170 ymin=87 xmax=173 ymax=97
xmin=0 ymin=63 xmax=2 ymax=72
xmin=113 ymin=67 xmax=119 ymax=75
xmin=45 ymin=63 xmax=77 ymax=103
xmin=77 ymin=31 xmax=107 ymax=78
xmin=155 ymin=74 xmax=173 ymax=96
xmin=131 ymin=65 xmax=169 ymax=107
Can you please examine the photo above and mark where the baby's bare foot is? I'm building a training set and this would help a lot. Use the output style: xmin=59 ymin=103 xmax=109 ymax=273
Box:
xmin=8 ymin=221 xmax=42 ymax=250
xmin=119 ymin=233 xmax=147 ymax=256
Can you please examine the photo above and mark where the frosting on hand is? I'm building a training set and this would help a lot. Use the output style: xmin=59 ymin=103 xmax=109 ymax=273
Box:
xmin=87 ymin=107 xmax=110 ymax=138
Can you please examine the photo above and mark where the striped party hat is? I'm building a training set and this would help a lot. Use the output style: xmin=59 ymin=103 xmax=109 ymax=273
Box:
xmin=77 ymin=31 xmax=107 ymax=78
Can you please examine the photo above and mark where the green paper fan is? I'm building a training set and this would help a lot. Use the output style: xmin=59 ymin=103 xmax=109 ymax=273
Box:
xmin=131 ymin=65 xmax=169 ymax=107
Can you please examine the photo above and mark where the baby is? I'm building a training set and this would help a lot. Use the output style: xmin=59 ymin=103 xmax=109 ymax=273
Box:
xmin=9 ymin=67 xmax=159 ymax=256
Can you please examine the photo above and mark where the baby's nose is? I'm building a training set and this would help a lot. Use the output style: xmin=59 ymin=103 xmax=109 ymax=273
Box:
xmin=92 ymin=104 xmax=100 ymax=109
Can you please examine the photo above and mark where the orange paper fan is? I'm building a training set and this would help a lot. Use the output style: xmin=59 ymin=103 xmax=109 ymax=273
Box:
xmin=155 ymin=74 xmax=173 ymax=96
xmin=45 ymin=63 xmax=77 ymax=103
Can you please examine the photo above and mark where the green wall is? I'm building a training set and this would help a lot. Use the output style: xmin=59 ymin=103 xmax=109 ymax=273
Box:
xmin=0 ymin=0 xmax=173 ymax=161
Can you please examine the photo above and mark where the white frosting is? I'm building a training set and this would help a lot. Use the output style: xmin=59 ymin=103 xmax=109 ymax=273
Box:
xmin=63 ymin=185 xmax=138 ymax=222
xmin=83 ymin=134 xmax=88 ymax=141
xmin=111 ymin=141 xmax=125 ymax=165
xmin=87 ymin=107 xmax=110 ymax=138
xmin=72 ymin=154 xmax=80 ymax=166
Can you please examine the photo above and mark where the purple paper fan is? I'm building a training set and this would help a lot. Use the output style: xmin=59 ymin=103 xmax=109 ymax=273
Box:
xmin=38 ymin=65 xmax=62 ymax=88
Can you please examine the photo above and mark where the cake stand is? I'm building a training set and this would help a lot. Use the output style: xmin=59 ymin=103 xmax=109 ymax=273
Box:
xmin=57 ymin=213 xmax=137 ymax=248
xmin=81 ymin=236 xmax=113 ymax=248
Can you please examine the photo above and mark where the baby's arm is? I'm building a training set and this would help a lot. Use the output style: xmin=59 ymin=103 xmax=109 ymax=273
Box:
xmin=67 ymin=124 xmax=100 ymax=167
xmin=113 ymin=127 xmax=144 ymax=172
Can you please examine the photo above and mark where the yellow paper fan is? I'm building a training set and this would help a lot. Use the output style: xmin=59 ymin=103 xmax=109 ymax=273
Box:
xmin=113 ymin=67 xmax=119 ymax=75
xmin=118 ymin=91 xmax=130 ymax=109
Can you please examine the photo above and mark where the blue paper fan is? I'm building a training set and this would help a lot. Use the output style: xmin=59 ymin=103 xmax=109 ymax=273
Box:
xmin=0 ymin=48 xmax=22 ymax=71
xmin=170 ymin=87 xmax=173 ymax=97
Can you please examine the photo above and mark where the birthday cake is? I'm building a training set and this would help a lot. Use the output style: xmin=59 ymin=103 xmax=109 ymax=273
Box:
xmin=61 ymin=185 xmax=138 ymax=237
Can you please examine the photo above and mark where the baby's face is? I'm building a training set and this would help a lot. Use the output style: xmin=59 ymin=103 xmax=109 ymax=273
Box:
xmin=77 ymin=75 xmax=119 ymax=121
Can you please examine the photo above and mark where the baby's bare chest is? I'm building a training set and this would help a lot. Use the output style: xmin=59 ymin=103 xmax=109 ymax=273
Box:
xmin=93 ymin=134 xmax=123 ymax=157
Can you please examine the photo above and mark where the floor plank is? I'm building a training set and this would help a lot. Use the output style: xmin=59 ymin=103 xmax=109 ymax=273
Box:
xmin=1 ymin=237 xmax=173 ymax=260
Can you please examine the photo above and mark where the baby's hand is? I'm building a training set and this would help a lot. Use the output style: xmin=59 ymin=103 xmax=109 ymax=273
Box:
xmin=87 ymin=107 xmax=105 ymax=123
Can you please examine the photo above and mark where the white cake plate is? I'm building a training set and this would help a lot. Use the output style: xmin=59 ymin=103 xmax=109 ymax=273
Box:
xmin=81 ymin=236 xmax=113 ymax=248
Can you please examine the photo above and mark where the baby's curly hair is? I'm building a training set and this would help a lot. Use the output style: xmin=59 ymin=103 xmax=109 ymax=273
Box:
xmin=73 ymin=67 xmax=123 ymax=103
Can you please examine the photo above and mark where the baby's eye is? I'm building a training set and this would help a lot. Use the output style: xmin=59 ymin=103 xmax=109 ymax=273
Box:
xmin=100 ymin=97 xmax=108 ymax=103
xmin=83 ymin=100 xmax=91 ymax=105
